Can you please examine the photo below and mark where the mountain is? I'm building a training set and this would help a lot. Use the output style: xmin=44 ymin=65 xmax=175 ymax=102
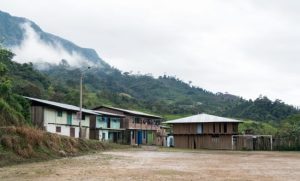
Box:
xmin=0 ymin=11 xmax=298 ymax=122
xmin=0 ymin=10 xmax=108 ymax=67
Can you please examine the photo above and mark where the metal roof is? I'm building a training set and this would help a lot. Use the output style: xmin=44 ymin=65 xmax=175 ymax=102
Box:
xmin=96 ymin=106 xmax=162 ymax=119
xmin=165 ymin=113 xmax=242 ymax=124
xmin=25 ymin=97 xmax=97 ymax=115
xmin=94 ymin=110 xmax=124 ymax=117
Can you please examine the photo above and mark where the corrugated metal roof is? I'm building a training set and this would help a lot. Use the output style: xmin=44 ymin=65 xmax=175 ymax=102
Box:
xmin=165 ymin=113 xmax=242 ymax=124
xmin=25 ymin=97 xmax=97 ymax=115
xmin=98 ymin=106 xmax=162 ymax=119
xmin=94 ymin=110 xmax=124 ymax=117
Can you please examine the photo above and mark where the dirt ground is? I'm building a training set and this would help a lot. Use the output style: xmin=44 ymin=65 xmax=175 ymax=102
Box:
xmin=0 ymin=147 xmax=300 ymax=181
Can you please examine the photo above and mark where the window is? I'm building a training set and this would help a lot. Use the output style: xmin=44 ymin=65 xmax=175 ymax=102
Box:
xmin=197 ymin=123 xmax=203 ymax=134
xmin=131 ymin=130 xmax=135 ymax=139
xmin=233 ymin=123 xmax=238 ymax=133
xmin=224 ymin=123 xmax=227 ymax=133
xmin=219 ymin=123 xmax=221 ymax=133
xmin=57 ymin=111 xmax=63 ymax=117
xmin=143 ymin=130 xmax=146 ymax=139
xmin=213 ymin=123 xmax=216 ymax=133
xmin=81 ymin=114 xmax=86 ymax=120
xmin=107 ymin=117 xmax=111 ymax=128
xmin=135 ymin=117 xmax=140 ymax=124
xmin=56 ymin=126 xmax=61 ymax=133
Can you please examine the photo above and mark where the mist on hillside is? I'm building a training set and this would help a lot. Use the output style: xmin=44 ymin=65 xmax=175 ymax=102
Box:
xmin=10 ymin=22 xmax=92 ymax=68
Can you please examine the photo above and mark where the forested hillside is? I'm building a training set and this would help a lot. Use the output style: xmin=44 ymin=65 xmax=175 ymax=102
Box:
xmin=0 ymin=46 xmax=298 ymax=123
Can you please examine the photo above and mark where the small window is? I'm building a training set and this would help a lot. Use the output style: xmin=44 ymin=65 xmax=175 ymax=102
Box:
xmin=56 ymin=126 xmax=61 ymax=133
xmin=219 ymin=123 xmax=221 ymax=133
xmin=197 ymin=123 xmax=203 ymax=134
xmin=57 ymin=111 xmax=63 ymax=117
xmin=224 ymin=123 xmax=227 ymax=133
xmin=135 ymin=117 xmax=140 ymax=124
xmin=81 ymin=114 xmax=86 ymax=120
xmin=213 ymin=123 xmax=216 ymax=133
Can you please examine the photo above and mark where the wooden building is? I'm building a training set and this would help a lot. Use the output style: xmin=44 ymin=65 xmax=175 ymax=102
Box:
xmin=93 ymin=106 xmax=163 ymax=145
xmin=89 ymin=110 xmax=126 ymax=143
xmin=166 ymin=113 xmax=242 ymax=150
xmin=26 ymin=97 xmax=97 ymax=139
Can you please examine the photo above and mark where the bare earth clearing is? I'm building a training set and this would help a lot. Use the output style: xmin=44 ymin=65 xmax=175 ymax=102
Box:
xmin=0 ymin=147 xmax=299 ymax=181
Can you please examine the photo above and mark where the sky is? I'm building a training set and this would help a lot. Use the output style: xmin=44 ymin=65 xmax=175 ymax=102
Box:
xmin=1 ymin=0 xmax=300 ymax=106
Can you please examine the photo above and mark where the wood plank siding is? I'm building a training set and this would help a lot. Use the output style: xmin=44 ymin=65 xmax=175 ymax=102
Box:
xmin=172 ymin=123 xmax=239 ymax=150
xmin=174 ymin=135 xmax=233 ymax=149
xmin=30 ymin=106 xmax=44 ymax=129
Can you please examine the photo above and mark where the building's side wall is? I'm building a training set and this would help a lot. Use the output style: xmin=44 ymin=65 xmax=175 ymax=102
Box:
xmin=42 ymin=107 xmax=90 ymax=139
xmin=96 ymin=107 xmax=163 ymax=145
xmin=43 ymin=108 xmax=90 ymax=127
xmin=30 ymin=106 xmax=44 ymax=128
xmin=173 ymin=123 xmax=238 ymax=135
xmin=174 ymin=135 xmax=232 ymax=150
xmin=99 ymin=130 xmax=109 ymax=141
xmin=46 ymin=124 xmax=80 ymax=138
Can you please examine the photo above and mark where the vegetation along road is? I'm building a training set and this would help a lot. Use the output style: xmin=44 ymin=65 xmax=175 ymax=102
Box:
xmin=0 ymin=148 xmax=299 ymax=181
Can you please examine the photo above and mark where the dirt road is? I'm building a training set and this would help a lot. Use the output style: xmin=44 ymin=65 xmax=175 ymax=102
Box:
xmin=0 ymin=148 xmax=299 ymax=181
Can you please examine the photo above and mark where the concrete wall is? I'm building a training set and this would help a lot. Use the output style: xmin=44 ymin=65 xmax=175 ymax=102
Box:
xmin=43 ymin=108 xmax=90 ymax=127
xmin=99 ymin=130 xmax=109 ymax=140
xmin=43 ymin=108 xmax=90 ymax=139
xmin=46 ymin=124 xmax=80 ymax=138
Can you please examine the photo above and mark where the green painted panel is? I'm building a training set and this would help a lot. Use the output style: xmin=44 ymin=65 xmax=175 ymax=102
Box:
xmin=67 ymin=113 xmax=72 ymax=125
xmin=110 ymin=118 xmax=120 ymax=129
xmin=97 ymin=116 xmax=107 ymax=128
xmin=147 ymin=131 xmax=153 ymax=144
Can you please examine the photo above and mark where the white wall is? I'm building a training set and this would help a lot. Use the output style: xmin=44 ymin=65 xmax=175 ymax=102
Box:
xmin=43 ymin=107 xmax=90 ymax=127
xmin=46 ymin=124 xmax=80 ymax=138
xmin=43 ymin=107 xmax=91 ymax=138
xmin=99 ymin=130 xmax=109 ymax=141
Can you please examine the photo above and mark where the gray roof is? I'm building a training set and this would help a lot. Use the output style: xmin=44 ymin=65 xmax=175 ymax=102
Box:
xmin=165 ymin=113 xmax=242 ymax=124
xmin=98 ymin=106 xmax=162 ymax=119
xmin=25 ymin=97 xmax=97 ymax=115
xmin=94 ymin=110 xmax=124 ymax=117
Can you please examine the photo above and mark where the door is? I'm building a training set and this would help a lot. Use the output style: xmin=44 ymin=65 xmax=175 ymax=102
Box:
xmin=67 ymin=113 xmax=72 ymax=125
xmin=70 ymin=127 xmax=75 ymax=137
xmin=147 ymin=131 xmax=153 ymax=145
xmin=137 ymin=130 xmax=143 ymax=145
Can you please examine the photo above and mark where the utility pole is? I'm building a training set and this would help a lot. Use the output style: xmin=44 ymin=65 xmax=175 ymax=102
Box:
xmin=79 ymin=67 xmax=90 ymax=138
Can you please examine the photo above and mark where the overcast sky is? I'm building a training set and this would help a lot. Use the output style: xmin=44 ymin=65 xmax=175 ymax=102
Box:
xmin=1 ymin=0 xmax=300 ymax=106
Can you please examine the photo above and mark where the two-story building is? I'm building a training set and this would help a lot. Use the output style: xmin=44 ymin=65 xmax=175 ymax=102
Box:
xmin=89 ymin=110 xmax=125 ymax=143
xmin=26 ymin=97 xmax=97 ymax=139
xmin=93 ymin=106 xmax=163 ymax=145
xmin=166 ymin=113 xmax=242 ymax=149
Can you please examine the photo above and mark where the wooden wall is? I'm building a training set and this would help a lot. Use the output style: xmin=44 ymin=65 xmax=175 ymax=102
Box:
xmin=31 ymin=106 xmax=44 ymax=129
xmin=174 ymin=135 xmax=232 ymax=150
xmin=173 ymin=123 xmax=238 ymax=135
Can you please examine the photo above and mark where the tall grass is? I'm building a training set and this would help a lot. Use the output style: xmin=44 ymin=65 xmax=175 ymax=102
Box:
xmin=0 ymin=126 xmax=121 ymax=166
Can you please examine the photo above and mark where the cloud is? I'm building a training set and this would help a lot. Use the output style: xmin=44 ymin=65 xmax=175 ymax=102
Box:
xmin=10 ymin=22 xmax=90 ymax=67
xmin=1 ymin=0 xmax=300 ymax=106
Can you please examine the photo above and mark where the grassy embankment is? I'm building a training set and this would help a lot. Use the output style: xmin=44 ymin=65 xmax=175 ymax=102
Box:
xmin=0 ymin=126 xmax=130 ymax=167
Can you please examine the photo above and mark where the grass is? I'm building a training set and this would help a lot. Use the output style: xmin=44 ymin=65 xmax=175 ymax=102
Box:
xmin=0 ymin=126 xmax=131 ymax=167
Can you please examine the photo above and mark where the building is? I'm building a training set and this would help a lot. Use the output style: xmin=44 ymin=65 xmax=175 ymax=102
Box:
xmin=26 ymin=97 xmax=97 ymax=139
xmin=94 ymin=106 xmax=163 ymax=145
xmin=166 ymin=113 xmax=242 ymax=150
xmin=89 ymin=110 xmax=125 ymax=143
